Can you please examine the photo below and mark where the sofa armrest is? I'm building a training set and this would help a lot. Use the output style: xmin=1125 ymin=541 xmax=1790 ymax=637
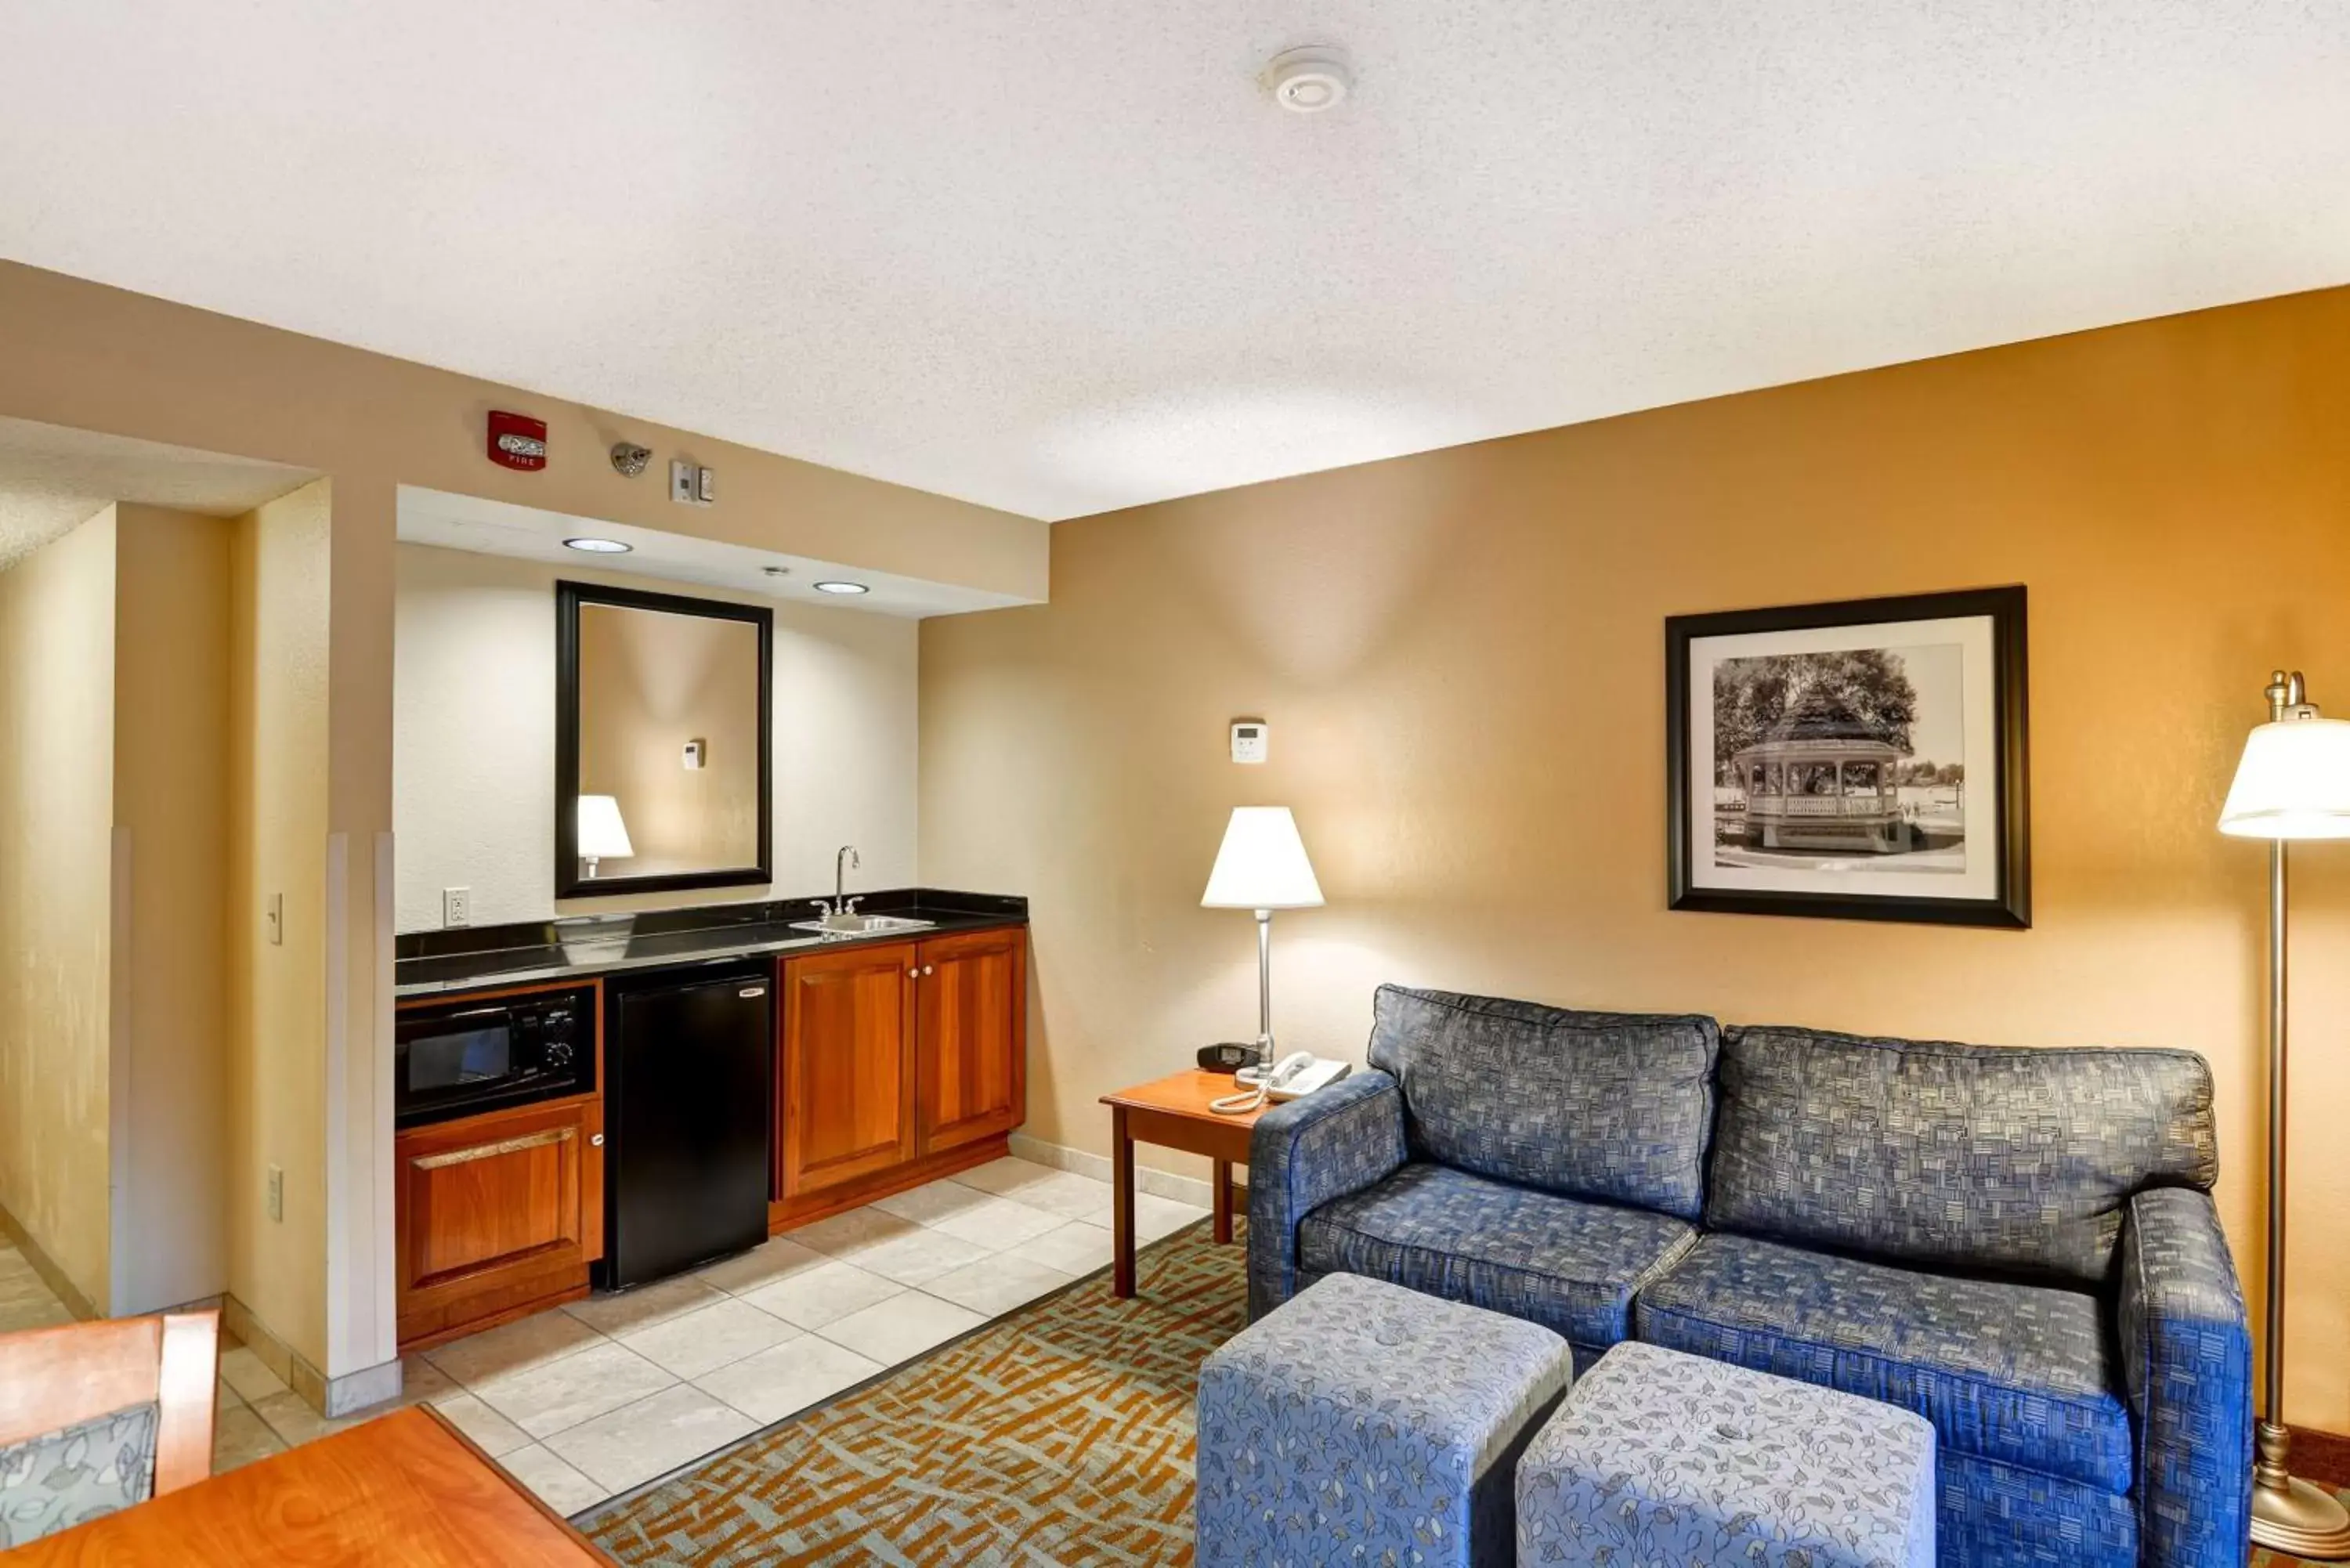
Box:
xmin=2119 ymin=1185 xmax=2253 ymax=1568
xmin=1245 ymin=1071 xmax=1406 ymax=1321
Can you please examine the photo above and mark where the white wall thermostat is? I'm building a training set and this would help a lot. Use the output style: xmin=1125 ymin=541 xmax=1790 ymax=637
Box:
xmin=671 ymin=460 xmax=717 ymax=507
xmin=1230 ymin=720 xmax=1269 ymax=764
xmin=682 ymin=738 xmax=706 ymax=771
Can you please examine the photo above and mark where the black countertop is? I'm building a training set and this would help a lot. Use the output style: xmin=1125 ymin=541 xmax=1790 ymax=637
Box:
xmin=393 ymin=888 xmax=1025 ymax=999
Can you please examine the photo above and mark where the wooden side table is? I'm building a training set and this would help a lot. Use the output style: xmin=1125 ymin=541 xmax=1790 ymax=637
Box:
xmin=1099 ymin=1069 xmax=1267 ymax=1297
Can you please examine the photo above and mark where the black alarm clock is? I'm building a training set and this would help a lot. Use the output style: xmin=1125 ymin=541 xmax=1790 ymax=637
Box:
xmin=1198 ymin=1042 xmax=1262 ymax=1075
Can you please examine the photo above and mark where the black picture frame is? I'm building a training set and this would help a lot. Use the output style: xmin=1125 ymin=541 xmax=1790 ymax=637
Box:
xmin=555 ymin=580 xmax=774 ymax=901
xmin=1665 ymin=585 xmax=2030 ymax=928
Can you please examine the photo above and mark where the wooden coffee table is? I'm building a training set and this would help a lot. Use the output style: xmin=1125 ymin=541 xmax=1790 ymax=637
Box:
xmin=1100 ymin=1069 xmax=1267 ymax=1297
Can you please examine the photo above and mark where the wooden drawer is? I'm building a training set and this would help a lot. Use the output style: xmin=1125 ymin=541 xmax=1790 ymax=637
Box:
xmin=394 ymin=1097 xmax=602 ymax=1350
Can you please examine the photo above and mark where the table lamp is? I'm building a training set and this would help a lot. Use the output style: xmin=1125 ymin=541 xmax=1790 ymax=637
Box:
xmin=2219 ymin=668 xmax=2350 ymax=1561
xmin=1202 ymin=807 xmax=1324 ymax=1065
xmin=577 ymin=793 xmax=634 ymax=881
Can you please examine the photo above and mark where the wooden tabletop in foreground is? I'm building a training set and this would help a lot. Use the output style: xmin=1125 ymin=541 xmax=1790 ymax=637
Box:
xmin=13 ymin=1404 xmax=616 ymax=1566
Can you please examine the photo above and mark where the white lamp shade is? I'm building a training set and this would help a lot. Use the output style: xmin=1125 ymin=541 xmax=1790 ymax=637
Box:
xmin=577 ymin=793 xmax=636 ymax=858
xmin=1202 ymin=807 xmax=1324 ymax=909
xmin=2219 ymin=717 xmax=2350 ymax=840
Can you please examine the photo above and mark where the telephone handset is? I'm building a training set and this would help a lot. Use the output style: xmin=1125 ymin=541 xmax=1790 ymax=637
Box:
xmin=1209 ymin=1051 xmax=1353 ymax=1115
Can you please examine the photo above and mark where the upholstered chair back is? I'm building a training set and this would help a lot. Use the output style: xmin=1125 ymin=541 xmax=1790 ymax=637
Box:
xmin=0 ymin=1308 xmax=219 ymax=1547
xmin=1364 ymin=984 xmax=1720 ymax=1221
xmin=1708 ymin=1027 xmax=2218 ymax=1287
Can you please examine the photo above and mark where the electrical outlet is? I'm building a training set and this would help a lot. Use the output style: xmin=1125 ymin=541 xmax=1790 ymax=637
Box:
xmin=266 ymin=1164 xmax=284 ymax=1223
xmin=443 ymin=887 xmax=471 ymax=927
xmin=266 ymin=892 xmax=283 ymax=946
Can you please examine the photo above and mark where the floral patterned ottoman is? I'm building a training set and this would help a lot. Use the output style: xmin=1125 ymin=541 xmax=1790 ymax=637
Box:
xmin=1517 ymin=1341 xmax=1936 ymax=1567
xmin=1195 ymin=1272 xmax=1574 ymax=1568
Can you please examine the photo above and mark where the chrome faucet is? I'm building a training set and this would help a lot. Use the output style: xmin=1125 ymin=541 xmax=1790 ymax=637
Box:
xmin=815 ymin=846 xmax=861 ymax=918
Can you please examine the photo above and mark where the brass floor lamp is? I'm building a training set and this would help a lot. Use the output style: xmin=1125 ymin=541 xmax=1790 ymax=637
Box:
xmin=2220 ymin=669 xmax=2350 ymax=1560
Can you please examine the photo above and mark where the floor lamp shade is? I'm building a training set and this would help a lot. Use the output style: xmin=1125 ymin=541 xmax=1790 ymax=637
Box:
xmin=2220 ymin=714 xmax=2350 ymax=837
xmin=2224 ymin=671 xmax=2350 ymax=1560
xmin=1202 ymin=807 xmax=1325 ymax=910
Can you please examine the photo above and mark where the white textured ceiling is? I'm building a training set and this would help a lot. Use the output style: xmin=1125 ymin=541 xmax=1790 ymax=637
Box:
xmin=0 ymin=417 xmax=311 ymax=569
xmin=4 ymin=4 xmax=2347 ymax=522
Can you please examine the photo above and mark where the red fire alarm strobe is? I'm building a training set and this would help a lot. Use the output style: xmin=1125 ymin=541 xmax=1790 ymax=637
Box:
xmin=487 ymin=410 xmax=548 ymax=471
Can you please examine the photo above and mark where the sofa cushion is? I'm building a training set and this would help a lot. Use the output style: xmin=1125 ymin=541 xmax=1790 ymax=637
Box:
xmin=1298 ymin=1161 xmax=1697 ymax=1363
xmin=1637 ymin=1233 xmax=2133 ymax=1495
xmin=1364 ymin=985 xmax=1719 ymax=1219
xmin=1708 ymin=1025 xmax=2218 ymax=1285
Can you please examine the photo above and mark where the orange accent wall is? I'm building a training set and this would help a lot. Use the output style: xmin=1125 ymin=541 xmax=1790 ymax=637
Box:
xmin=920 ymin=284 xmax=2350 ymax=1433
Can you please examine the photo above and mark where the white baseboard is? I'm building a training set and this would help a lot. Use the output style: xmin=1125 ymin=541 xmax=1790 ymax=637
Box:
xmin=1008 ymin=1133 xmax=1247 ymax=1211
xmin=323 ymin=1357 xmax=404 ymax=1418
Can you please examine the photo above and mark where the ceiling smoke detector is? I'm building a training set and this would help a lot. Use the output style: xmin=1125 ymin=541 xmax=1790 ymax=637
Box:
xmin=1265 ymin=46 xmax=1351 ymax=114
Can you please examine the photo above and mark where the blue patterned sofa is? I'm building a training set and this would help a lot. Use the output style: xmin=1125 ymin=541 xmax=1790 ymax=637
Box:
xmin=1246 ymin=984 xmax=2252 ymax=1568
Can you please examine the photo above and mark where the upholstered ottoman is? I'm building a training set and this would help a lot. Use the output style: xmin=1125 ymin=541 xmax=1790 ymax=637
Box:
xmin=1196 ymin=1273 xmax=1573 ymax=1568
xmin=1517 ymin=1342 xmax=1935 ymax=1567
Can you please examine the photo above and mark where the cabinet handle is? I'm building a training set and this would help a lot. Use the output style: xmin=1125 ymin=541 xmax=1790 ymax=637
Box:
xmin=922 ymin=965 xmax=935 ymax=977
xmin=414 ymin=1126 xmax=573 ymax=1169
xmin=591 ymin=1134 xmax=605 ymax=1147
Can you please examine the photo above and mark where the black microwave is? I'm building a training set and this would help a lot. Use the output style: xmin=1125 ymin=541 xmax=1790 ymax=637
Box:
xmin=394 ymin=984 xmax=596 ymax=1129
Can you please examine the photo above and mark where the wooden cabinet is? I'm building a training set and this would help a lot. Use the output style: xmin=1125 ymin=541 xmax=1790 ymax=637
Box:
xmin=777 ymin=940 xmax=919 ymax=1197
xmin=916 ymin=927 xmax=1028 ymax=1154
xmin=774 ymin=924 xmax=1027 ymax=1223
xmin=394 ymin=1095 xmax=603 ymax=1350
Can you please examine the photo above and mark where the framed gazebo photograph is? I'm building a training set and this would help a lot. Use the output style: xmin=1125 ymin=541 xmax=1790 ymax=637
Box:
xmin=1665 ymin=586 xmax=2030 ymax=927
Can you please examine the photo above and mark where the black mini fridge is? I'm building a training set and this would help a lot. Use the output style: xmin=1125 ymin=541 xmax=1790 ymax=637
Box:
xmin=604 ymin=964 xmax=774 ymax=1289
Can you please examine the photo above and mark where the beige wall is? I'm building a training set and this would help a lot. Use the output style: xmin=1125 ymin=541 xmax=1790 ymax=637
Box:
xmin=0 ymin=503 xmax=237 ymax=1316
xmin=395 ymin=544 xmax=919 ymax=931
xmin=226 ymin=482 xmax=333 ymax=1365
xmin=110 ymin=504 xmax=231 ymax=1313
xmin=921 ymin=284 xmax=2350 ymax=1433
xmin=0 ymin=508 xmax=118 ymax=1306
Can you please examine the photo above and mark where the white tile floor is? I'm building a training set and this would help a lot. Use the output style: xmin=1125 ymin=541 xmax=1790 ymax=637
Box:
xmin=1 ymin=1157 xmax=1209 ymax=1519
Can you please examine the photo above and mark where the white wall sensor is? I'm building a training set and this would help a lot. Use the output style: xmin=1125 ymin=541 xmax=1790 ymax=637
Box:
xmin=1231 ymin=721 xmax=1269 ymax=764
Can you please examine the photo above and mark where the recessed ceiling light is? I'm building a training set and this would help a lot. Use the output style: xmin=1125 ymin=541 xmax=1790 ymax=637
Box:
xmin=1266 ymin=45 xmax=1351 ymax=114
xmin=563 ymin=537 xmax=631 ymax=554
xmin=812 ymin=580 xmax=870 ymax=595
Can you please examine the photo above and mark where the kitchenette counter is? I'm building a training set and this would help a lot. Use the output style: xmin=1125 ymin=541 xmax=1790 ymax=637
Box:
xmin=394 ymin=888 xmax=1026 ymax=998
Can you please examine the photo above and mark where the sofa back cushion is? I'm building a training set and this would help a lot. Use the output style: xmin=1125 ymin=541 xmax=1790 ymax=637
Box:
xmin=1708 ymin=1025 xmax=2218 ymax=1286
xmin=1365 ymin=985 xmax=1719 ymax=1220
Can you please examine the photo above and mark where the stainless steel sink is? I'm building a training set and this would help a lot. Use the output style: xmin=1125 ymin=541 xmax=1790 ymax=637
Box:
xmin=786 ymin=912 xmax=936 ymax=937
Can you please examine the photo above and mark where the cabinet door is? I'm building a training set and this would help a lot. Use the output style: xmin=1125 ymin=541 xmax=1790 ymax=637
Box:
xmin=779 ymin=941 xmax=918 ymax=1197
xmin=916 ymin=927 xmax=1028 ymax=1155
xmin=394 ymin=1095 xmax=602 ymax=1348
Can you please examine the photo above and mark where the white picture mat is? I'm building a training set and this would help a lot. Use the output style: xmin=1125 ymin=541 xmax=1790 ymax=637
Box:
xmin=1687 ymin=613 xmax=2000 ymax=902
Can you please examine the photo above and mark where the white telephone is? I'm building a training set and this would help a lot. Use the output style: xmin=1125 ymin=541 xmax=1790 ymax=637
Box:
xmin=1209 ymin=1051 xmax=1353 ymax=1115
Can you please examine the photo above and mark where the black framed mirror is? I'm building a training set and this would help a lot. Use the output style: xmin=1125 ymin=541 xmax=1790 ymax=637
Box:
xmin=555 ymin=581 xmax=773 ymax=899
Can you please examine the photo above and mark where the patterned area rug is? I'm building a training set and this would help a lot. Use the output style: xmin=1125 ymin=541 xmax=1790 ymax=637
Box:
xmin=586 ymin=1219 xmax=1242 ymax=1566
xmin=586 ymin=1216 xmax=2337 ymax=1568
